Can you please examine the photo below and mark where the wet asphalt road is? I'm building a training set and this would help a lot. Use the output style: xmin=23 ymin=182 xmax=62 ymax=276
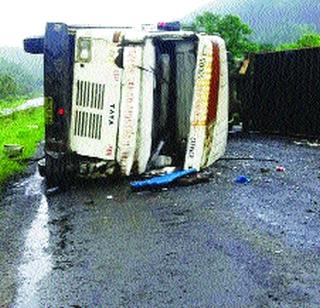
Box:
xmin=0 ymin=98 xmax=43 ymax=116
xmin=0 ymin=134 xmax=320 ymax=307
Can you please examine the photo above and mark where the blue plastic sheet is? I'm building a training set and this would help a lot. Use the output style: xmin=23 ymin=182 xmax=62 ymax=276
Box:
xmin=130 ymin=169 xmax=197 ymax=190
xmin=235 ymin=175 xmax=250 ymax=184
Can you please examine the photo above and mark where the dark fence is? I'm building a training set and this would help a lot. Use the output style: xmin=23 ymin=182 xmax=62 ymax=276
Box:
xmin=238 ymin=48 xmax=320 ymax=137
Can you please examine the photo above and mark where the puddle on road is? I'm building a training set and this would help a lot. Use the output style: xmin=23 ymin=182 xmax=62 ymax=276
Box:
xmin=14 ymin=172 xmax=52 ymax=307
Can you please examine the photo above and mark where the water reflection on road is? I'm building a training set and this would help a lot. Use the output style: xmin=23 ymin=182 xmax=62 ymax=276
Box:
xmin=15 ymin=172 xmax=52 ymax=307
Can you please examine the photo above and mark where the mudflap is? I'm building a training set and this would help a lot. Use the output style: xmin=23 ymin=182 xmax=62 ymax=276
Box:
xmin=45 ymin=152 xmax=72 ymax=190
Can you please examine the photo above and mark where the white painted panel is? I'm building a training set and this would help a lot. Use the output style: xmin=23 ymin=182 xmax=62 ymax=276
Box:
xmin=207 ymin=36 xmax=229 ymax=166
xmin=184 ymin=35 xmax=229 ymax=170
xmin=116 ymin=46 xmax=142 ymax=175
xmin=136 ymin=39 xmax=155 ymax=174
xmin=70 ymin=34 xmax=122 ymax=160
xmin=184 ymin=36 xmax=214 ymax=171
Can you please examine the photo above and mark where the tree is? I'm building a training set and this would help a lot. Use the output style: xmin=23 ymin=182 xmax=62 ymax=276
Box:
xmin=255 ymin=43 xmax=275 ymax=52
xmin=0 ymin=57 xmax=42 ymax=99
xmin=296 ymin=33 xmax=320 ymax=48
xmin=276 ymin=32 xmax=320 ymax=51
xmin=0 ymin=74 xmax=17 ymax=99
xmin=191 ymin=12 xmax=259 ymax=58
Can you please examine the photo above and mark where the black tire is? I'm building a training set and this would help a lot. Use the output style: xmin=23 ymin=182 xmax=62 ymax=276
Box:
xmin=45 ymin=153 xmax=71 ymax=190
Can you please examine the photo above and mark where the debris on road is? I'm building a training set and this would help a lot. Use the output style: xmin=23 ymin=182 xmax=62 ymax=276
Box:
xmin=175 ymin=173 xmax=210 ymax=186
xmin=144 ymin=166 xmax=177 ymax=178
xmin=3 ymin=144 xmax=24 ymax=158
xmin=276 ymin=165 xmax=286 ymax=172
xmin=274 ymin=250 xmax=283 ymax=254
xmin=260 ymin=167 xmax=271 ymax=174
xmin=294 ymin=140 xmax=320 ymax=147
xmin=145 ymin=142 xmax=173 ymax=169
xmin=235 ymin=175 xmax=250 ymax=184
xmin=147 ymin=141 xmax=165 ymax=169
xmin=46 ymin=186 xmax=60 ymax=195
xmin=220 ymin=156 xmax=278 ymax=163
xmin=153 ymin=155 xmax=172 ymax=169
xmin=130 ymin=168 xmax=197 ymax=191
xmin=84 ymin=200 xmax=95 ymax=205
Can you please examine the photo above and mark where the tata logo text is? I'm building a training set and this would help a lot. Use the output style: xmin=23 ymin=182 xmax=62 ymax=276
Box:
xmin=108 ymin=103 xmax=116 ymax=125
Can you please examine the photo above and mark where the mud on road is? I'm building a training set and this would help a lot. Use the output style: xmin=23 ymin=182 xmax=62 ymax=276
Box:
xmin=0 ymin=134 xmax=320 ymax=307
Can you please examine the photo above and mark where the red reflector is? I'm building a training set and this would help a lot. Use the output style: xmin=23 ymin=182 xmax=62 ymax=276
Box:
xmin=57 ymin=107 xmax=65 ymax=116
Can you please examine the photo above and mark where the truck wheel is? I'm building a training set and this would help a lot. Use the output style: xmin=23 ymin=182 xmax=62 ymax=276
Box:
xmin=45 ymin=154 xmax=70 ymax=189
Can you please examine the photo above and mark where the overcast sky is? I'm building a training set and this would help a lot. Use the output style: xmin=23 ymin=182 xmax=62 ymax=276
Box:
xmin=0 ymin=0 xmax=210 ymax=47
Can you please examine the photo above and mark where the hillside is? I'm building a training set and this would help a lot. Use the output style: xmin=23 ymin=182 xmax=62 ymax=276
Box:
xmin=0 ymin=47 xmax=43 ymax=97
xmin=0 ymin=47 xmax=43 ymax=80
xmin=183 ymin=0 xmax=320 ymax=45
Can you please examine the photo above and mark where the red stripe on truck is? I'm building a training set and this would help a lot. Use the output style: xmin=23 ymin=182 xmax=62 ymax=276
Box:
xmin=207 ymin=43 xmax=220 ymax=125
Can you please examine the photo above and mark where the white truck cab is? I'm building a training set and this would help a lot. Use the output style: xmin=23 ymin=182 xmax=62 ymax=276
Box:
xmin=24 ymin=22 xmax=229 ymax=187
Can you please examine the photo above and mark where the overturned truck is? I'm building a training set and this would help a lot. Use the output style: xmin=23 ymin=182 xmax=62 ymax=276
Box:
xmin=24 ymin=22 xmax=229 ymax=187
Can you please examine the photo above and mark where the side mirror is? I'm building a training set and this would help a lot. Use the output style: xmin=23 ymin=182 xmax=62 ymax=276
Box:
xmin=24 ymin=37 xmax=44 ymax=54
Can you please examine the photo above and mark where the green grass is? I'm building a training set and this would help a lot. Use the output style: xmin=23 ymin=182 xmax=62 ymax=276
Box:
xmin=0 ymin=107 xmax=44 ymax=184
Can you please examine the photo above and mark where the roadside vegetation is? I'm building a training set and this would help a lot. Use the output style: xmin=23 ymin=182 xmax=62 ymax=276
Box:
xmin=0 ymin=55 xmax=42 ymax=99
xmin=0 ymin=96 xmax=35 ymax=113
xmin=186 ymin=12 xmax=320 ymax=59
xmin=0 ymin=107 xmax=44 ymax=185
xmin=0 ymin=50 xmax=44 ymax=187
xmin=276 ymin=32 xmax=320 ymax=51
xmin=185 ymin=12 xmax=320 ymax=128
xmin=0 ymin=49 xmax=42 ymax=112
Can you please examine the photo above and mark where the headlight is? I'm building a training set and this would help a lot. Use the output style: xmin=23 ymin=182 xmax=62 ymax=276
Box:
xmin=77 ymin=37 xmax=92 ymax=63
